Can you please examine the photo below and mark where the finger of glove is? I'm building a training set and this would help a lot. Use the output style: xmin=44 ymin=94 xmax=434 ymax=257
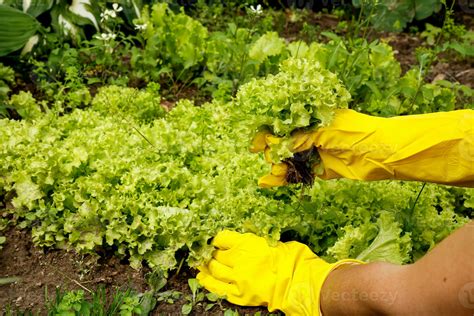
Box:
xmin=212 ymin=230 xmax=244 ymax=250
xmin=292 ymin=132 xmax=317 ymax=153
xmin=250 ymin=131 xmax=270 ymax=153
xmin=258 ymin=174 xmax=287 ymax=188
xmin=208 ymin=258 xmax=235 ymax=283
xmin=272 ymin=163 xmax=288 ymax=176
xmin=197 ymin=270 xmax=238 ymax=298
xmin=212 ymin=249 xmax=238 ymax=268
xmin=265 ymin=134 xmax=281 ymax=145
xmin=264 ymin=147 xmax=273 ymax=163
xmin=292 ymin=131 xmax=311 ymax=149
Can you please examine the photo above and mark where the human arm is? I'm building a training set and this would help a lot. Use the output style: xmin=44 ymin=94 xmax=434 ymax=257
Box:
xmin=321 ymin=220 xmax=474 ymax=315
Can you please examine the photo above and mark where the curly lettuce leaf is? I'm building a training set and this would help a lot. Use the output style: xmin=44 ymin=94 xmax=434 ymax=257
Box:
xmin=356 ymin=212 xmax=412 ymax=264
xmin=249 ymin=32 xmax=286 ymax=62
xmin=237 ymin=57 xmax=351 ymax=138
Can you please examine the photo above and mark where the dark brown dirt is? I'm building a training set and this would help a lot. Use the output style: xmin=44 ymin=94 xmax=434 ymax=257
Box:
xmin=160 ymin=84 xmax=212 ymax=110
xmin=455 ymin=11 xmax=474 ymax=30
xmin=383 ymin=33 xmax=421 ymax=74
xmin=386 ymin=33 xmax=474 ymax=87
xmin=0 ymin=227 xmax=148 ymax=313
xmin=0 ymin=227 xmax=273 ymax=315
xmin=279 ymin=11 xmax=340 ymax=42
xmin=426 ymin=57 xmax=474 ymax=87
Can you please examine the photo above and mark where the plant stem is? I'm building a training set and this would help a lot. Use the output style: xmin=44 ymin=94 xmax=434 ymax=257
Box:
xmin=410 ymin=182 xmax=426 ymax=214
xmin=174 ymin=256 xmax=185 ymax=278
xmin=0 ymin=277 xmax=20 ymax=285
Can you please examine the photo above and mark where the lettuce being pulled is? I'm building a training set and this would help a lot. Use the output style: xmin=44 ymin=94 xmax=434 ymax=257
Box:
xmin=236 ymin=58 xmax=351 ymax=137
xmin=357 ymin=212 xmax=412 ymax=264
xmin=328 ymin=212 xmax=412 ymax=265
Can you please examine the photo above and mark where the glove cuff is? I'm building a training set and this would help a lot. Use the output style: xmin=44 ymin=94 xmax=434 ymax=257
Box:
xmin=275 ymin=258 xmax=363 ymax=316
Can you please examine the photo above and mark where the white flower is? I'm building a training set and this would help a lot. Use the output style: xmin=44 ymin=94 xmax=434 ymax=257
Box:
xmin=134 ymin=23 xmax=147 ymax=31
xmin=112 ymin=3 xmax=123 ymax=12
xmin=95 ymin=32 xmax=116 ymax=41
xmin=100 ymin=9 xmax=118 ymax=22
xmin=250 ymin=4 xmax=263 ymax=15
xmin=100 ymin=12 xmax=107 ymax=22
xmin=100 ymin=4 xmax=122 ymax=23
xmin=100 ymin=10 xmax=111 ymax=22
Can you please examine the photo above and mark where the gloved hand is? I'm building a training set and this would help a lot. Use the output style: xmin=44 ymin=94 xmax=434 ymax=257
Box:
xmin=197 ymin=230 xmax=362 ymax=315
xmin=252 ymin=109 xmax=474 ymax=188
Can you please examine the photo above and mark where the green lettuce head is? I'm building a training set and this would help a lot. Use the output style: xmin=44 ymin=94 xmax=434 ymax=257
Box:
xmin=236 ymin=57 xmax=351 ymax=137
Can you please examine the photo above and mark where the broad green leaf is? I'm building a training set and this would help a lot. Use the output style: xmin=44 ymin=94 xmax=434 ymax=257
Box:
xmin=181 ymin=303 xmax=192 ymax=315
xmin=414 ymin=0 xmax=441 ymax=20
xmin=0 ymin=5 xmax=40 ymax=56
xmin=448 ymin=42 xmax=474 ymax=57
xmin=138 ymin=291 xmax=157 ymax=316
xmin=205 ymin=292 xmax=220 ymax=302
xmin=224 ymin=309 xmax=239 ymax=316
xmin=368 ymin=0 xmax=415 ymax=32
xmin=249 ymin=32 xmax=285 ymax=62
xmin=357 ymin=212 xmax=412 ymax=264
xmin=146 ymin=270 xmax=167 ymax=292
xmin=116 ymin=0 xmax=143 ymax=24
xmin=320 ymin=31 xmax=341 ymax=42
xmin=69 ymin=0 xmax=98 ymax=29
xmin=25 ymin=0 xmax=54 ymax=17
xmin=188 ymin=278 xmax=201 ymax=298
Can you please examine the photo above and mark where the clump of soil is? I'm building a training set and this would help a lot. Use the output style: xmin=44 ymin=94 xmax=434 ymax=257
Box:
xmin=284 ymin=148 xmax=319 ymax=185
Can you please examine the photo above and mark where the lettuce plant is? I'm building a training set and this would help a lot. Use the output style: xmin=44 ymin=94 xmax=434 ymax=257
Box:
xmin=236 ymin=57 xmax=351 ymax=137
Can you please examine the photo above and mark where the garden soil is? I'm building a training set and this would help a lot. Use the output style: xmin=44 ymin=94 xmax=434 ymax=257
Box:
xmin=0 ymin=227 xmax=272 ymax=315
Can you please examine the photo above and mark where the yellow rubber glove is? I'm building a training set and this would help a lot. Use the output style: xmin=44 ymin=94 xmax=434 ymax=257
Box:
xmin=252 ymin=109 xmax=474 ymax=188
xmin=197 ymin=230 xmax=362 ymax=315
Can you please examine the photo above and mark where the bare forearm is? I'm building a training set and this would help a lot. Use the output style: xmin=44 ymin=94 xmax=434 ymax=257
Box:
xmin=320 ymin=261 xmax=404 ymax=315
xmin=321 ymin=221 xmax=474 ymax=315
